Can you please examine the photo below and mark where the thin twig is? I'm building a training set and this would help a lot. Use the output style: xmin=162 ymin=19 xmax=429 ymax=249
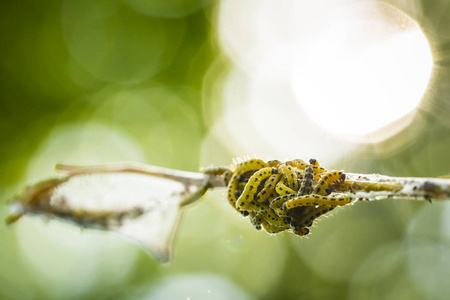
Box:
xmin=56 ymin=162 xmax=208 ymax=186
xmin=335 ymin=173 xmax=450 ymax=202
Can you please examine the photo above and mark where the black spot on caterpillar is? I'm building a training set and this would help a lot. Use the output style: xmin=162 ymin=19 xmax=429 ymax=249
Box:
xmin=314 ymin=171 xmax=345 ymax=195
xmin=236 ymin=167 xmax=278 ymax=210
xmin=283 ymin=193 xmax=351 ymax=210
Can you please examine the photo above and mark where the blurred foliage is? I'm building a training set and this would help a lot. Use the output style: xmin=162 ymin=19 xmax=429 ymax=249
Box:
xmin=0 ymin=0 xmax=216 ymax=186
xmin=1 ymin=0 xmax=450 ymax=300
xmin=0 ymin=0 xmax=221 ymax=299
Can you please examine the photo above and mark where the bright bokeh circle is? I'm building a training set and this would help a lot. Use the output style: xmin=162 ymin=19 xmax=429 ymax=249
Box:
xmin=218 ymin=0 xmax=433 ymax=150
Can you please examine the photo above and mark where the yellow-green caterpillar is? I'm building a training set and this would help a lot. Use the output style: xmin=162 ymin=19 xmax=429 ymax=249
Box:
xmin=236 ymin=167 xmax=278 ymax=210
xmin=296 ymin=206 xmax=335 ymax=228
xmin=227 ymin=159 xmax=267 ymax=212
xmin=262 ymin=221 xmax=290 ymax=234
xmin=256 ymin=173 xmax=281 ymax=203
xmin=275 ymin=176 xmax=295 ymax=196
xmin=250 ymin=212 xmax=264 ymax=230
xmin=313 ymin=171 xmax=346 ymax=196
xmin=283 ymin=193 xmax=351 ymax=210
xmin=292 ymin=227 xmax=310 ymax=236
xmin=269 ymin=194 xmax=299 ymax=217
xmin=279 ymin=164 xmax=299 ymax=190
xmin=286 ymin=158 xmax=327 ymax=178
xmin=249 ymin=201 xmax=289 ymax=227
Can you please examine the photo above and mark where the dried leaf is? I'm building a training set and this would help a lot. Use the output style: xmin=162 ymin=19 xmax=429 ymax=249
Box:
xmin=6 ymin=163 xmax=211 ymax=262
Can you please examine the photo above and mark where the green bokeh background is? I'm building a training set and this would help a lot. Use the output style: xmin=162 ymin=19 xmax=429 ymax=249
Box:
xmin=1 ymin=0 xmax=450 ymax=299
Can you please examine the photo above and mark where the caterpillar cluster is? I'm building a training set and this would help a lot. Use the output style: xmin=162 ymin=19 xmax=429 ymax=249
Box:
xmin=203 ymin=158 xmax=351 ymax=236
